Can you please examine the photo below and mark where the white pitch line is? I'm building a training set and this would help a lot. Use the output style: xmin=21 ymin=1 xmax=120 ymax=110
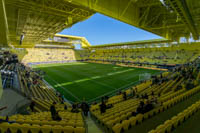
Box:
xmin=54 ymin=69 xmax=134 ymax=87
xmin=45 ymin=75 xmax=81 ymax=102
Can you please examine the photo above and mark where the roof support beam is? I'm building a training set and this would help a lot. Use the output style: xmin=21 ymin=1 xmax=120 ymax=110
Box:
xmin=167 ymin=0 xmax=199 ymax=40
xmin=0 ymin=0 xmax=9 ymax=46
xmin=120 ymin=0 xmax=132 ymax=17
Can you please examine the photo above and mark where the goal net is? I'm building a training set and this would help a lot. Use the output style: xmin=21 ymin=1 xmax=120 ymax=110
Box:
xmin=139 ymin=73 xmax=151 ymax=81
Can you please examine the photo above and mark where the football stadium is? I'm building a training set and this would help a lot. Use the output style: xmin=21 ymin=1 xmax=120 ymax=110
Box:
xmin=1 ymin=0 xmax=200 ymax=133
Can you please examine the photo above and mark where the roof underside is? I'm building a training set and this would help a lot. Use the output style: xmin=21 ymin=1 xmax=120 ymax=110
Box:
xmin=1 ymin=0 xmax=94 ymax=47
xmin=90 ymin=39 xmax=172 ymax=48
xmin=0 ymin=0 xmax=200 ymax=48
xmin=72 ymin=0 xmax=200 ymax=41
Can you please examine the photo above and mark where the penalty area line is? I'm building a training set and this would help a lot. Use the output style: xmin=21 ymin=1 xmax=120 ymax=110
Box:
xmin=45 ymin=75 xmax=81 ymax=102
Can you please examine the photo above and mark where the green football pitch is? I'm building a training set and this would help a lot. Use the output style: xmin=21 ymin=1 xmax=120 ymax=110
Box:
xmin=33 ymin=62 xmax=161 ymax=102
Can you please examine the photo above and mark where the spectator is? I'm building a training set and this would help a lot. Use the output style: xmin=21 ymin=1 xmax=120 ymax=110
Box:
xmin=81 ymin=101 xmax=89 ymax=116
xmin=118 ymin=90 xmax=122 ymax=95
xmin=144 ymin=93 xmax=148 ymax=99
xmin=131 ymin=111 xmax=137 ymax=116
xmin=135 ymin=87 xmax=138 ymax=92
xmin=30 ymin=101 xmax=35 ymax=112
xmin=59 ymin=94 xmax=64 ymax=104
xmin=100 ymin=101 xmax=106 ymax=114
xmin=151 ymin=91 xmax=154 ymax=96
xmin=144 ymin=101 xmax=153 ymax=113
xmin=50 ymin=102 xmax=61 ymax=121
xmin=132 ymin=88 xmax=136 ymax=97
xmin=140 ymin=100 xmax=144 ymax=107
xmin=128 ymin=88 xmax=135 ymax=98
xmin=71 ymin=103 xmax=79 ymax=113
xmin=27 ymin=81 xmax=31 ymax=89
xmin=123 ymin=91 xmax=127 ymax=101
xmin=64 ymin=105 xmax=68 ymax=110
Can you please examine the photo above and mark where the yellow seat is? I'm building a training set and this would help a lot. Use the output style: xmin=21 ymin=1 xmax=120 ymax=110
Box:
xmin=52 ymin=125 xmax=63 ymax=133
xmin=171 ymin=116 xmax=179 ymax=128
xmin=59 ymin=121 xmax=68 ymax=126
xmin=119 ymin=114 xmax=127 ymax=122
xmin=113 ymin=117 xmax=120 ymax=124
xmin=29 ymin=124 xmax=41 ymax=133
xmin=74 ymin=127 xmax=85 ymax=133
xmin=143 ymin=113 xmax=149 ymax=119
xmin=156 ymin=124 xmax=165 ymax=133
xmin=23 ymin=120 xmax=33 ymax=124
xmin=106 ymin=119 xmax=115 ymax=128
xmin=129 ymin=117 xmax=136 ymax=126
xmin=164 ymin=120 xmax=172 ymax=132
xmin=49 ymin=121 xmax=59 ymax=126
xmin=136 ymin=114 xmax=143 ymax=124
xmin=32 ymin=120 xmax=41 ymax=125
xmin=126 ymin=112 xmax=132 ymax=118
xmin=148 ymin=129 xmax=157 ymax=133
xmin=67 ymin=121 xmax=75 ymax=127
xmin=15 ymin=119 xmax=24 ymax=123
xmin=9 ymin=116 xmax=17 ymax=121
xmin=155 ymin=108 xmax=160 ymax=114
xmin=163 ymin=103 xmax=168 ymax=110
xmin=148 ymin=110 xmax=154 ymax=117
xmin=62 ymin=126 xmax=74 ymax=133
xmin=39 ymin=120 xmax=49 ymax=125
xmin=177 ymin=113 xmax=184 ymax=124
xmin=76 ymin=122 xmax=84 ymax=127
xmin=0 ymin=123 xmax=10 ymax=133
xmin=159 ymin=106 xmax=164 ymax=113
xmin=121 ymin=120 xmax=130 ymax=131
xmin=20 ymin=124 xmax=31 ymax=133
xmin=102 ymin=117 xmax=110 ymax=123
xmin=112 ymin=123 xmax=122 ymax=133
xmin=41 ymin=125 xmax=52 ymax=133
xmin=9 ymin=123 xmax=21 ymax=133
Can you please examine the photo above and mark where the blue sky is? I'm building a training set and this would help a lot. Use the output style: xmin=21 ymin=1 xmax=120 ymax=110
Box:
xmin=60 ymin=13 xmax=162 ymax=45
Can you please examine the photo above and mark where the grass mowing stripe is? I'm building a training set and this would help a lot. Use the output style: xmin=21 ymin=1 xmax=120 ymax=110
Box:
xmin=54 ymin=69 xmax=134 ymax=87
xmin=34 ymin=62 xmax=161 ymax=102
xmin=45 ymin=75 xmax=81 ymax=102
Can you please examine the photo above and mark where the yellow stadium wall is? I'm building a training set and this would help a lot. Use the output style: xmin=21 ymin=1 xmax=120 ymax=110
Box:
xmin=22 ymin=48 xmax=77 ymax=64
xmin=10 ymin=48 xmax=28 ymax=61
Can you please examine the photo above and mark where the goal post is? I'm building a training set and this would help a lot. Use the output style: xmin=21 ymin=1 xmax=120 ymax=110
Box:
xmin=139 ymin=73 xmax=151 ymax=81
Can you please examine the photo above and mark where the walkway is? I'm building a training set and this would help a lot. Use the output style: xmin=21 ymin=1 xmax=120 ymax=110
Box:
xmin=85 ymin=113 xmax=105 ymax=133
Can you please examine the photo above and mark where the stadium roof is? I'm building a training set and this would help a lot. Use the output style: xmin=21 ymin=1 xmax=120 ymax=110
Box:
xmin=1 ymin=0 xmax=200 ymax=47
xmin=0 ymin=0 xmax=94 ymax=46
xmin=90 ymin=39 xmax=172 ymax=48
xmin=71 ymin=0 xmax=200 ymax=41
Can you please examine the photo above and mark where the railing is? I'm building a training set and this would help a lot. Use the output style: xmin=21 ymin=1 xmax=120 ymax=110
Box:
xmin=27 ymin=60 xmax=77 ymax=67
